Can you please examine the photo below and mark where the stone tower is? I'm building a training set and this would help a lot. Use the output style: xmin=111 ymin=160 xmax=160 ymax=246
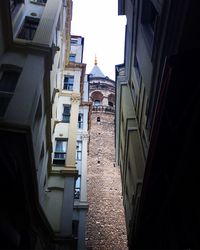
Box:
xmin=86 ymin=58 xmax=127 ymax=249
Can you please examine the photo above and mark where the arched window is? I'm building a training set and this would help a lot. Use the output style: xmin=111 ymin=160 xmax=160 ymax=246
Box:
xmin=94 ymin=100 xmax=100 ymax=106
xmin=97 ymin=117 xmax=100 ymax=122
xmin=108 ymin=101 xmax=113 ymax=107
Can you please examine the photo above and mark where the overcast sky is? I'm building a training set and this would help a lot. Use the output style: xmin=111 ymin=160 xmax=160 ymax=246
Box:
xmin=71 ymin=0 xmax=126 ymax=80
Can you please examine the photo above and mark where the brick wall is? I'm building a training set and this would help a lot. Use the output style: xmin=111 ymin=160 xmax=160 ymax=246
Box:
xmin=86 ymin=112 xmax=128 ymax=250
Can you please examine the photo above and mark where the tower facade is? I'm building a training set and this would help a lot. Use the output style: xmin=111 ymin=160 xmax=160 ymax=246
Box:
xmin=86 ymin=61 xmax=127 ymax=249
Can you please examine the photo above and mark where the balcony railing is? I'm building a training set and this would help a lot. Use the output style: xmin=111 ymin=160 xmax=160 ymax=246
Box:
xmin=92 ymin=105 xmax=115 ymax=113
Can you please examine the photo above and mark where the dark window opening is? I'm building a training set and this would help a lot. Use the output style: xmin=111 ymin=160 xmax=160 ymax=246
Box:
xmin=72 ymin=220 xmax=79 ymax=238
xmin=63 ymin=75 xmax=74 ymax=91
xmin=97 ymin=117 xmax=100 ymax=122
xmin=97 ymin=160 xmax=100 ymax=164
xmin=71 ymin=39 xmax=78 ymax=45
xmin=108 ymin=101 xmax=113 ymax=107
xmin=10 ymin=0 xmax=23 ymax=13
xmin=30 ymin=0 xmax=47 ymax=4
xmin=18 ymin=16 xmax=40 ymax=40
xmin=141 ymin=0 xmax=158 ymax=48
xmin=0 ymin=68 xmax=21 ymax=117
xmin=134 ymin=56 xmax=142 ymax=86
xmin=78 ymin=113 xmax=83 ymax=129
xmin=62 ymin=105 xmax=71 ymax=123
xmin=10 ymin=0 xmax=17 ymax=13
xmin=34 ymin=96 xmax=42 ymax=130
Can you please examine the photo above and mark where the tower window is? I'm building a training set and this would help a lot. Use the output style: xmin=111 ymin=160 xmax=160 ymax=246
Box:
xmin=97 ymin=117 xmax=100 ymax=122
xmin=108 ymin=101 xmax=113 ymax=107
xmin=94 ymin=100 xmax=100 ymax=106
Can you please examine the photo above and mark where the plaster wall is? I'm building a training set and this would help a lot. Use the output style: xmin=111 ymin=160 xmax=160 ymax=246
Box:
xmin=0 ymin=17 xmax=5 ymax=56
xmin=45 ymin=189 xmax=63 ymax=232
xmin=4 ymin=54 xmax=44 ymax=125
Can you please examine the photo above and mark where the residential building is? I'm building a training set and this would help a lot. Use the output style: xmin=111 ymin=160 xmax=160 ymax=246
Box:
xmin=86 ymin=59 xmax=128 ymax=249
xmin=116 ymin=0 xmax=200 ymax=248
xmin=0 ymin=1 xmax=89 ymax=249
xmin=47 ymin=35 xmax=89 ymax=250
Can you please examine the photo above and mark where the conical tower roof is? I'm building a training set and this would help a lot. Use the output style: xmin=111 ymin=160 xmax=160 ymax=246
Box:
xmin=90 ymin=55 xmax=105 ymax=78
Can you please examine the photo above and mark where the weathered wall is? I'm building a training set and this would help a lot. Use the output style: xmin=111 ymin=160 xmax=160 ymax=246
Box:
xmin=86 ymin=112 xmax=128 ymax=250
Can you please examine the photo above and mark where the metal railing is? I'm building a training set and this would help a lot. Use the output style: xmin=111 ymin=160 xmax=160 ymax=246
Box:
xmin=92 ymin=105 xmax=115 ymax=113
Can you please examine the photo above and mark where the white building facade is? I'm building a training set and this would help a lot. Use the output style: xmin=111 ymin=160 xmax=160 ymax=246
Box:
xmin=0 ymin=1 xmax=89 ymax=249
xmin=46 ymin=35 xmax=89 ymax=250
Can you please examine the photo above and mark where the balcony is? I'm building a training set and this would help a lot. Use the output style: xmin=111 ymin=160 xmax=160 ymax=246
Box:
xmin=92 ymin=105 xmax=115 ymax=113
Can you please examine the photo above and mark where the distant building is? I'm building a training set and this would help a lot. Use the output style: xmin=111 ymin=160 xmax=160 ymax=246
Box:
xmin=86 ymin=59 xmax=128 ymax=249
xmin=116 ymin=0 xmax=200 ymax=249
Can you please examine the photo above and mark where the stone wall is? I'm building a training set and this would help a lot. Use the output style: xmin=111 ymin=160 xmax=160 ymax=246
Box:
xmin=86 ymin=112 xmax=128 ymax=250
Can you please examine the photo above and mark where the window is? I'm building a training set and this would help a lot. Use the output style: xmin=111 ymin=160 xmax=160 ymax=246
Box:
xmin=62 ymin=105 xmax=71 ymax=123
xmin=108 ymin=101 xmax=113 ymax=107
xmin=76 ymin=141 xmax=82 ymax=161
xmin=30 ymin=0 xmax=47 ymax=4
xmin=134 ymin=56 xmax=142 ymax=86
xmin=78 ymin=113 xmax=83 ymax=129
xmin=18 ymin=16 xmax=40 ymax=40
xmin=63 ymin=75 xmax=74 ymax=91
xmin=69 ymin=54 xmax=76 ymax=62
xmin=10 ymin=0 xmax=17 ymax=13
xmin=141 ymin=0 xmax=158 ymax=48
xmin=0 ymin=68 xmax=21 ymax=117
xmin=72 ymin=220 xmax=79 ymax=238
xmin=33 ymin=96 xmax=42 ymax=131
xmin=94 ymin=100 xmax=100 ymax=106
xmin=97 ymin=117 xmax=100 ymax=122
xmin=53 ymin=139 xmax=67 ymax=165
xmin=71 ymin=39 xmax=78 ymax=45
xmin=10 ymin=0 xmax=23 ymax=13
xmin=74 ymin=177 xmax=81 ymax=199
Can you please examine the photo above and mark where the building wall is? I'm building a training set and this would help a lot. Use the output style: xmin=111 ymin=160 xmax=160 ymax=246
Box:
xmin=0 ymin=0 xmax=72 ymax=248
xmin=117 ymin=0 xmax=200 ymax=248
xmin=48 ymin=35 xmax=89 ymax=249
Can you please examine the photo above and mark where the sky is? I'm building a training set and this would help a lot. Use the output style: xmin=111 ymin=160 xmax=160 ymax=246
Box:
xmin=71 ymin=0 xmax=126 ymax=80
